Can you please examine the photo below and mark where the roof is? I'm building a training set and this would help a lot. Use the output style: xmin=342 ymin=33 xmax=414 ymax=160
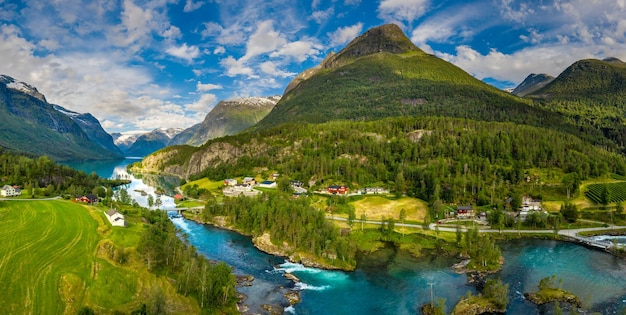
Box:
xmin=174 ymin=194 xmax=183 ymax=199
xmin=2 ymin=185 xmax=13 ymax=190
xmin=243 ymin=177 xmax=255 ymax=180
xmin=106 ymin=209 xmax=118 ymax=216
xmin=457 ymin=205 xmax=473 ymax=210
xmin=261 ymin=180 xmax=275 ymax=185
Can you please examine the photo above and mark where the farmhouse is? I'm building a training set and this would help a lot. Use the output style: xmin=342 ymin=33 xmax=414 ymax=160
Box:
xmin=224 ymin=178 xmax=237 ymax=186
xmin=1 ymin=185 xmax=20 ymax=197
xmin=290 ymin=180 xmax=304 ymax=188
xmin=223 ymin=184 xmax=261 ymax=197
xmin=362 ymin=187 xmax=389 ymax=195
xmin=327 ymin=185 xmax=349 ymax=195
xmin=75 ymin=194 xmax=98 ymax=204
xmin=105 ymin=209 xmax=127 ymax=227
xmin=456 ymin=205 xmax=474 ymax=219
xmin=242 ymin=177 xmax=256 ymax=185
xmin=259 ymin=180 xmax=277 ymax=188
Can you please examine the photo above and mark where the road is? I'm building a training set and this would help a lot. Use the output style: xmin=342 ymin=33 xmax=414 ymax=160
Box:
xmin=0 ymin=196 xmax=62 ymax=201
xmin=326 ymin=215 xmax=626 ymax=249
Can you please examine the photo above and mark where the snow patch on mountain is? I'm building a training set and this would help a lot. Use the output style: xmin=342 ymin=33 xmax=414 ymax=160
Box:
xmin=0 ymin=75 xmax=47 ymax=102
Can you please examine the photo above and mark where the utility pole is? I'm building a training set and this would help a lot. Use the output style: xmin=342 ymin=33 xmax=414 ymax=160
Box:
xmin=428 ymin=282 xmax=434 ymax=307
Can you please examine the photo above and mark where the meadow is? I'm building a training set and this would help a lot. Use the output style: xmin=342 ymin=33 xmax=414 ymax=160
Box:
xmin=0 ymin=200 xmax=198 ymax=314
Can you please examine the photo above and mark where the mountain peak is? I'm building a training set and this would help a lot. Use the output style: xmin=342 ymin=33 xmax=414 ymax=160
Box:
xmin=323 ymin=23 xmax=420 ymax=69
xmin=602 ymin=57 xmax=625 ymax=66
xmin=0 ymin=74 xmax=47 ymax=102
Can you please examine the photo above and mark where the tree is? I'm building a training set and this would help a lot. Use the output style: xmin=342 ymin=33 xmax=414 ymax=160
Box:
xmin=360 ymin=213 xmax=366 ymax=231
xmin=155 ymin=196 xmax=162 ymax=209
xmin=560 ymin=202 xmax=578 ymax=223
xmin=399 ymin=208 xmax=407 ymax=237
xmin=347 ymin=207 xmax=356 ymax=227
xmin=395 ymin=171 xmax=405 ymax=197
xmin=600 ymin=185 xmax=611 ymax=205
xmin=147 ymin=194 xmax=155 ymax=209
xmin=483 ymin=278 xmax=509 ymax=309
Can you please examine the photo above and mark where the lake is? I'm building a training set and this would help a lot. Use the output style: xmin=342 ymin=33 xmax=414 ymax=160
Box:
xmin=69 ymin=159 xmax=626 ymax=314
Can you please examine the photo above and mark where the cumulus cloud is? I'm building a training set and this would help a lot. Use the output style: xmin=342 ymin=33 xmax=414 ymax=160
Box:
xmin=328 ymin=23 xmax=363 ymax=47
xmin=184 ymin=93 xmax=217 ymax=112
xmin=259 ymin=61 xmax=296 ymax=78
xmin=310 ymin=7 xmax=334 ymax=24
xmin=166 ymin=43 xmax=200 ymax=62
xmin=270 ymin=40 xmax=322 ymax=62
xmin=213 ymin=46 xmax=226 ymax=54
xmin=378 ymin=0 xmax=430 ymax=24
xmin=196 ymin=81 xmax=223 ymax=91
xmin=241 ymin=20 xmax=286 ymax=61
xmin=220 ymin=56 xmax=256 ymax=77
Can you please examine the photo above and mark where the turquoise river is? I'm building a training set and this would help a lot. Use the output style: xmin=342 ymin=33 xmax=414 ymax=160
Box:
xmin=67 ymin=159 xmax=626 ymax=314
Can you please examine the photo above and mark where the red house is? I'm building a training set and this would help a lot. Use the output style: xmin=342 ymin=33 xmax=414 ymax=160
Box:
xmin=327 ymin=185 xmax=349 ymax=195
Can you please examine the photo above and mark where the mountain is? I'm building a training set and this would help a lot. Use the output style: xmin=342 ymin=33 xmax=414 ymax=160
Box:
xmin=185 ymin=96 xmax=280 ymax=146
xmin=123 ymin=128 xmax=184 ymax=157
xmin=112 ymin=132 xmax=142 ymax=152
xmin=53 ymin=105 xmax=123 ymax=156
xmin=511 ymin=73 xmax=554 ymax=97
xmin=525 ymin=58 xmax=626 ymax=149
xmin=168 ymin=123 xmax=201 ymax=146
xmin=251 ymin=24 xmax=574 ymax=135
xmin=0 ymin=75 xmax=122 ymax=161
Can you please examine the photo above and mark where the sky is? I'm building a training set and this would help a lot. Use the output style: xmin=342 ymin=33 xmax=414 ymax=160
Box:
xmin=1 ymin=0 xmax=625 ymax=134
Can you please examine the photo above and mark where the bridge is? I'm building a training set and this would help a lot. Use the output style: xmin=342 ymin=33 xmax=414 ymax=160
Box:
xmin=158 ymin=206 xmax=204 ymax=216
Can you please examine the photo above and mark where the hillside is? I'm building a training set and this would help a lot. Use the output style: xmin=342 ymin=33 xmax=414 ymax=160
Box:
xmin=251 ymin=24 xmax=585 ymax=142
xmin=0 ymin=75 xmax=123 ymax=161
xmin=139 ymin=116 xmax=626 ymax=206
xmin=53 ymin=105 xmax=123 ymax=156
xmin=526 ymin=58 xmax=626 ymax=149
xmin=186 ymin=96 xmax=280 ymax=146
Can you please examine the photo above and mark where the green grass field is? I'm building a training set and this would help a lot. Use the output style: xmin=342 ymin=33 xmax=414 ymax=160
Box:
xmin=0 ymin=200 xmax=199 ymax=314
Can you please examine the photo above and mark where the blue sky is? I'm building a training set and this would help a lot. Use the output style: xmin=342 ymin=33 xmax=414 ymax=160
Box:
xmin=1 ymin=0 xmax=625 ymax=133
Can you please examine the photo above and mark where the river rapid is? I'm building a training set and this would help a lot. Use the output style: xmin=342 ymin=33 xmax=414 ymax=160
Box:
xmin=67 ymin=159 xmax=626 ymax=314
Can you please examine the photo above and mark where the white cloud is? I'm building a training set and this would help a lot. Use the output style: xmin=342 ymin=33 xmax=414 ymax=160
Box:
xmin=166 ymin=44 xmax=200 ymax=62
xmin=241 ymin=20 xmax=286 ymax=61
xmin=270 ymin=40 xmax=322 ymax=62
xmin=259 ymin=61 xmax=296 ymax=78
xmin=196 ymin=81 xmax=223 ymax=91
xmin=213 ymin=46 xmax=226 ymax=54
xmin=162 ymin=26 xmax=182 ymax=40
xmin=220 ymin=56 xmax=256 ymax=77
xmin=184 ymin=94 xmax=217 ymax=112
xmin=378 ymin=0 xmax=430 ymax=24
xmin=310 ymin=7 xmax=334 ymax=24
xmin=328 ymin=23 xmax=363 ymax=47
xmin=184 ymin=0 xmax=205 ymax=12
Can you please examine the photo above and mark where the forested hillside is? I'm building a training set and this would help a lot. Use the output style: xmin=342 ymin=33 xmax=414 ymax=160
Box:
xmin=527 ymin=58 xmax=626 ymax=150
xmin=141 ymin=116 xmax=626 ymax=207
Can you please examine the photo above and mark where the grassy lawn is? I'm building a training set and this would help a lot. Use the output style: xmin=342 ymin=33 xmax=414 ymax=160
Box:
xmin=351 ymin=195 xmax=428 ymax=222
xmin=182 ymin=177 xmax=224 ymax=191
xmin=0 ymin=200 xmax=199 ymax=314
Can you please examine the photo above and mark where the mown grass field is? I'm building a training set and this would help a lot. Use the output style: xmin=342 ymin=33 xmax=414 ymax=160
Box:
xmin=351 ymin=195 xmax=428 ymax=222
xmin=0 ymin=200 xmax=198 ymax=314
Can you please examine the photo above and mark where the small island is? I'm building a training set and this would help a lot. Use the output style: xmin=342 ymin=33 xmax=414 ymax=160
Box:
xmin=524 ymin=275 xmax=582 ymax=308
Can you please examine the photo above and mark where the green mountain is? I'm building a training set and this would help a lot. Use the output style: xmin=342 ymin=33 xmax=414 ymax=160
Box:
xmin=251 ymin=24 xmax=578 ymax=139
xmin=525 ymin=58 xmax=626 ymax=149
xmin=185 ymin=96 xmax=280 ymax=146
xmin=0 ymin=75 xmax=123 ymax=161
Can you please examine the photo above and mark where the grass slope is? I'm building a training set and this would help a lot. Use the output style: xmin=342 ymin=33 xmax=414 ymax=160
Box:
xmin=0 ymin=200 xmax=199 ymax=314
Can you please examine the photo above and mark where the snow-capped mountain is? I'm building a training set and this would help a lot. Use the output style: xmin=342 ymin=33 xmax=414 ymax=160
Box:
xmin=116 ymin=128 xmax=184 ymax=157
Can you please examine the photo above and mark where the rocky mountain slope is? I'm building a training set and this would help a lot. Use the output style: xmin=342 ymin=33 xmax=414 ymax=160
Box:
xmin=511 ymin=73 xmax=554 ymax=97
xmin=0 ymin=75 xmax=122 ymax=161
xmin=185 ymin=96 xmax=280 ymax=146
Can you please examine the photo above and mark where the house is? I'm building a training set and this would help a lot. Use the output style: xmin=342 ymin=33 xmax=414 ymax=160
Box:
xmin=224 ymin=178 xmax=237 ymax=186
xmin=75 ymin=194 xmax=98 ymax=204
xmin=1 ymin=185 xmax=20 ymax=197
xmin=242 ymin=177 xmax=256 ymax=185
xmin=456 ymin=205 xmax=474 ymax=219
xmin=105 ymin=209 xmax=127 ymax=227
xmin=327 ymin=185 xmax=349 ymax=195
xmin=521 ymin=196 xmax=542 ymax=211
xmin=174 ymin=194 xmax=184 ymax=200
xmin=223 ymin=184 xmax=260 ymax=197
xmin=259 ymin=180 xmax=277 ymax=188
xmin=290 ymin=180 xmax=303 ymax=188
xmin=271 ymin=173 xmax=280 ymax=180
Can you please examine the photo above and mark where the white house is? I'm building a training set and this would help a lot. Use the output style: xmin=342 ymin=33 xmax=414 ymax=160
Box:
xmin=105 ymin=209 xmax=127 ymax=227
xmin=1 ymin=185 xmax=20 ymax=197
xmin=242 ymin=177 xmax=256 ymax=185
xmin=224 ymin=178 xmax=237 ymax=186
